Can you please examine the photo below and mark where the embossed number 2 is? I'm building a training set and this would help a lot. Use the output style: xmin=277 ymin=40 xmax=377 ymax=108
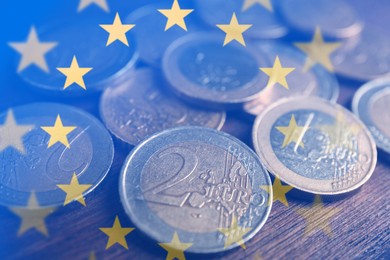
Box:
xmin=142 ymin=146 xmax=199 ymax=207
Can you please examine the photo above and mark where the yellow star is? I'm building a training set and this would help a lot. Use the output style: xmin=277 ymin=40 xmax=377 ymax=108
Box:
xmin=294 ymin=27 xmax=341 ymax=72
xmin=316 ymin=111 xmax=361 ymax=151
xmin=9 ymin=26 xmax=57 ymax=73
xmin=217 ymin=13 xmax=252 ymax=46
xmin=296 ymin=195 xmax=341 ymax=237
xmin=0 ymin=109 xmax=34 ymax=154
xmin=10 ymin=192 xmax=56 ymax=237
xmin=78 ymin=0 xmax=109 ymax=12
xmin=99 ymin=216 xmax=134 ymax=249
xmin=57 ymin=56 xmax=92 ymax=90
xmin=158 ymin=0 xmax=193 ymax=31
xmin=260 ymin=56 xmax=295 ymax=89
xmin=242 ymin=0 xmax=273 ymax=12
xmin=57 ymin=173 xmax=92 ymax=206
xmin=218 ymin=216 xmax=252 ymax=249
xmin=100 ymin=13 xmax=135 ymax=46
xmin=159 ymin=232 xmax=192 ymax=260
xmin=275 ymin=115 xmax=309 ymax=149
xmin=40 ymin=115 xmax=76 ymax=148
xmin=261 ymin=177 xmax=293 ymax=207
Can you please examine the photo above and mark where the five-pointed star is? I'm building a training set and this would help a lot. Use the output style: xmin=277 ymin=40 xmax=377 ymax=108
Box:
xmin=99 ymin=216 xmax=134 ymax=249
xmin=296 ymin=195 xmax=341 ymax=237
xmin=242 ymin=0 xmax=273 ymax=12
xmin=78 ymin=0 xmax=109 ymax=12
xmin=57 ymin=56 xmax=92 ymax=90
xmin=100 ymin=13 xmax=135 ymax=46
xmin=218 ymin=216 xmax=252 ymax=249
xmin=316 ymin=111 xmax=361 ymax=151
xmin=275 ymin=115 xmax=309 ymax=149
xmin=40 ymin=115 xmax=76 ymax=148
xmin=10 ymin=192 xmax=56 ymax=237
xmin=158 ymin=0 xmax=193 ymax=31
xmin=261 ymin=177 xmax=293 ymax=207
xmin=294 ymin=27 xmax=341 ymax=72
xmin=260 ymin=56 xmax=295 ymax=89
xmin=216 ymin=13 xmax=252 ymax=46
xmin=9 ymin=26 xmax=57 ymax=73
xmin=0 ymin=110 xmax=34 ymax=154
xmin=57 ymin=173 xmax=92 ymax=206
xmin=159 ymin=232 xmax=192 ymax=260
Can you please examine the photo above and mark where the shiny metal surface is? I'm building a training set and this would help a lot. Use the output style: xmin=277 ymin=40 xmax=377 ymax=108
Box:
xmin=278 ymin=0 xmax=362 ymax=39
xmin=100 ymin=69 xmax=226 ymax=146
xmin=163 ymin=33 xmax=269 ymax=109
xmin=243 ymin=41 xmax=339 ymax=116
xmin=20 ymin=18 xmax=138 ymax=96
xmin=120 ymin=126 xmax=272 ymax=253
xmin=253 ymin=97 xmax=377 ymax=195
xmin=332 ymin=28 xmax=390 ymax=81
xmin=0 ymin=103 xmax=114 ymax=207
xmin=352 ymin=78 xmax=390 ymax=154
xmin=195 ymin=0 xmax=288 ymax=39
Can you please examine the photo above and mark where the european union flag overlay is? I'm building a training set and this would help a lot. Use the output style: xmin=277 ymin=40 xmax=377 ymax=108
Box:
xmin=0 ymin=0 xmax=389 ymax=259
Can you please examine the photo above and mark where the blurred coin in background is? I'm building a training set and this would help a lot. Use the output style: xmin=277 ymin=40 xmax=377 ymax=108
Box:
xmin=331 ymin=28 xmax=390 ymax=82
xmin=277 ymin=0 xmax=363 ymax=39
xmin=12 ymin=18 xmax=138 ymax=96
xmin=163 ymin=33 xmax=269 ymax=109
xmin=353 ymin=78 xmax=390 ymax=154
xmin=0 ymin=103 xmax=114 ymax=207
xmin=100 ymin=69 xmax=226 ymax=146
xmin=243 ymin=41 xmax=339 ymax=117
xmin=125 ymin=3 xmax=199 ymax=67
xmin=195 ymin=0 xmax=288 ymax=39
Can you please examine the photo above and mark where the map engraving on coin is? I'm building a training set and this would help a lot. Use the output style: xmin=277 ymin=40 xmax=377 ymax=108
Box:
xmin=253 ymin=97 xmax=377 ymax=195
xmin=100 ymin=69 xmax=225 ymax=146
xmin=163 ymin=33 xmax=269 ymax=109
xmin=0 ymin=103 xmax=114 ymax=207
xmin=120 ymin=127 xmax=272 ymax=253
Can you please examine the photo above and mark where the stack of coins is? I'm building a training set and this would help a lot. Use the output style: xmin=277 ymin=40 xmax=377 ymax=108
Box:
xmin=1 ymin=0 xmax=389 ymax=257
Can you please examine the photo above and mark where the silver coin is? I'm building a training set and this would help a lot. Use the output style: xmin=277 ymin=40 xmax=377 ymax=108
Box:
xmin=243 ymin=41 xmax=339 ymax=116
xmin=352 ymin=78 xmax=390 ymax=154
xmin=19 ymin=18 xmax=138 ymax=96
xmin=252 ymin=97 xmax=377 ymax=195
xmin=0 ymin=103 xmax=114 ymax=207
xmin=120 ymin=126 xmax=272 ymax=253
xmin=162 ymin=33 xmax=269 ymax=109
xmin=277 ymin=0 xmax=362 ymax=39
xmin=100 ymin=69 xmax=226 ymax=146
xmin=331 ymin=27 xmax=390 ymax=81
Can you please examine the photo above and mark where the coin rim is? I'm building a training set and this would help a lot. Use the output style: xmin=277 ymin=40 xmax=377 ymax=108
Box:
xmin=252 ymin=96 xmax=377 ymax=195
xmin=120 ymin=126 xmax=273 ymax=253
xmin=352 ymin=77 xmax=390 ymax=154
xmin=0 ymin=102 xmax=115 ymax=208
xmin=162 ymin=32 xmax=269 ymax=109
xmin=99 ymin=68 xmax=227 ymax=146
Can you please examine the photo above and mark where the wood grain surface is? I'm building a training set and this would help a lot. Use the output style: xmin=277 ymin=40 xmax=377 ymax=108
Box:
xmin=0 ymin=1 xmax=389 ymax=259
xmin=0 ymin=79 xmax=389 ymax=260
